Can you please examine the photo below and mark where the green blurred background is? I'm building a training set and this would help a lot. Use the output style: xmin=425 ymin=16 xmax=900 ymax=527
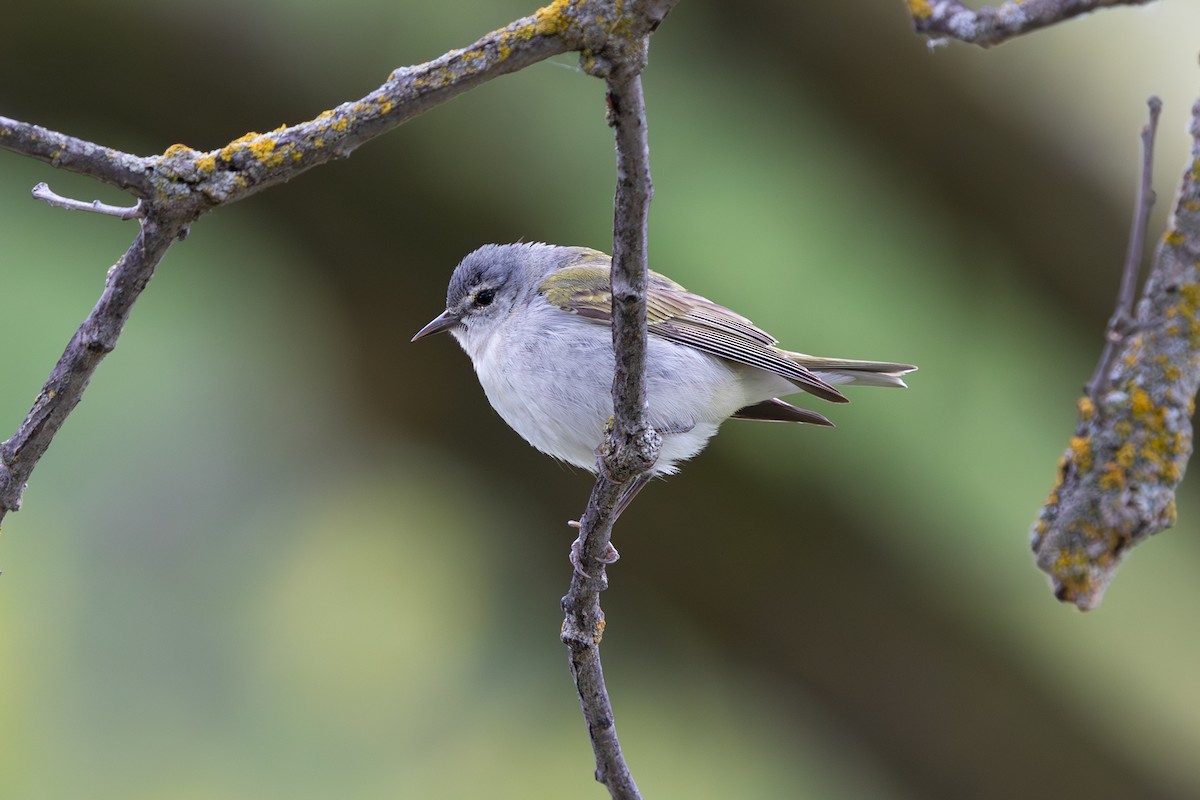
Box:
xmin=3 ymin=2 xmax=1200 ymax=797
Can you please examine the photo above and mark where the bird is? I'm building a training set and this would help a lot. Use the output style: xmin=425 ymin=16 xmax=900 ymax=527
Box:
xmin=413 ymin=243 xmax=915 ymax=570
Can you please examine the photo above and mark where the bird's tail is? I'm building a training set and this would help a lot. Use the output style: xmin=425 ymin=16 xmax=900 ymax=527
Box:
xmin=787 ymin=353 xmax=917 ymax=389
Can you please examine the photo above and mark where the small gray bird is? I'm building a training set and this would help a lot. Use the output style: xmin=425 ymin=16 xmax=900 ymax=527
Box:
xmin=414 ymin=243 xmax=915 ymax=562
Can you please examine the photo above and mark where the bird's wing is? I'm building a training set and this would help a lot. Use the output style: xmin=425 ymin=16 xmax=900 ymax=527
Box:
xmin=539 ymin=262 xmax=848 ymax=404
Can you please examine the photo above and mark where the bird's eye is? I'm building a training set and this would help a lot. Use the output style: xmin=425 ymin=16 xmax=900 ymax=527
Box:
xmin=474 ymin=289 xmax=495 ymax=307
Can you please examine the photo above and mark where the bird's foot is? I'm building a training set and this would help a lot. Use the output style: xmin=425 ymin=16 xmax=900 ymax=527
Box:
xmin=569 ymin=534 xmax=620 ymax=580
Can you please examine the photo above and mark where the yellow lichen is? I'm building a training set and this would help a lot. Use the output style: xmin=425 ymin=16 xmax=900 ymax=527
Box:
xmin=1099 ymin=464 xmax=1125 ymax=491
xmin=196 ymin=154 xmax=216 ymax=173
xmin=908 ymin=0 xmax=933 ymax=19
xmin=247 ymin=136 xmax=275 ymax=163
xmin=1177 ymin=285 xmax=1200 ymax=346
xmin=1163 ymin=460 xmax=1182 ymax=482
xmin=1180 ymin=282 xmax=1200 ymax=308
xmin=1130 ymin=386 xmax=1153 ymax=417
xmin=534 ymin=0 xmax=571 ymax=35
xmin=1115 ymin=442 xmax=1136 ymax=469
xmin=1165 ymin=230 xmax=1186 ymax=246
xmin=1077 ymin=396 xmax=1095 ymax=422
xmin=1069 ymin=435 xmax=1093 ymax=472
xmin=219 ymin=132 xmax=262 ymax=162
xmin=1052 ymin=540 xmax=1100 ymax=601
xmin=162 ymin=143 xmax=195 ymax=158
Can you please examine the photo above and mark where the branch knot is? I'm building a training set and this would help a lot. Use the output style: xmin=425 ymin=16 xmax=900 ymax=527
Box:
xmin=600 ymin=420 xmax=660 ymax=483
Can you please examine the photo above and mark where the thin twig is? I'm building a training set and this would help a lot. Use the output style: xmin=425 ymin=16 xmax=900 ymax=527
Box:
xmin=0 ymin=216 xmax=185 ymax=514
xmin=1085 ymin=97 xmax=1162 ymax=399
xmin=558 ymin=4 xmax=676 ymax=795
xmin=1032 ymin=97 xmax=1200 ymax=609
xmin=32 ymin=182 xmax=144 ymax=220
xmin=560 ymin=73 xmax=656 ymax=800
xmin=906 ymin=0 xmax=1156 ymax=48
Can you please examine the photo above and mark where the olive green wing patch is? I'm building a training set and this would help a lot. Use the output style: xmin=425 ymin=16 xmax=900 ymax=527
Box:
xmin=539 ymin=261 xmax=847 ymax=404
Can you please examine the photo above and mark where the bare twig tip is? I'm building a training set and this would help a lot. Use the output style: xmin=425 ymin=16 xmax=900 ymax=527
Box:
xmin=31 ymin=182 xmax=144 ymax=220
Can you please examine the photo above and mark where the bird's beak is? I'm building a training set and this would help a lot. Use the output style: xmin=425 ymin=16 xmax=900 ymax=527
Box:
xmin=411 ymin=309 xmax=461 ymax=342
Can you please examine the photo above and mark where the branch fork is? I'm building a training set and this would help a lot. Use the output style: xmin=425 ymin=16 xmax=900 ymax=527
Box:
xmin=2 ymin=2 xmax=677 ymax=797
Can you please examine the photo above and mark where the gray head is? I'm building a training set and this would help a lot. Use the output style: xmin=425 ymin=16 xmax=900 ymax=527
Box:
xmin=411 ymin=243 xmax=587 ymax=346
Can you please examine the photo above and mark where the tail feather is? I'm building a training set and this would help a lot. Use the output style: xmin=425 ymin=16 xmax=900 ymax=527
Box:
xmin=788 ymin=354 xmax=917 ymax=389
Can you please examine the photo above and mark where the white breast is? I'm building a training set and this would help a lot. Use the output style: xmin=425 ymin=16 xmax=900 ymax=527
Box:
xmin=454 ymin=301 xmax=774 ymax=475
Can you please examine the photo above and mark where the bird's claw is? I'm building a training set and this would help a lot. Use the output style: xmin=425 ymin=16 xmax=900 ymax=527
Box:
xmin=569 ymin=535 xmax=620 ymax=580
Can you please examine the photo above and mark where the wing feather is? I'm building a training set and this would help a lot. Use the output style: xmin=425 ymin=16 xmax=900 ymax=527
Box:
xmin=539 ymin=261 xmax=849 ymax=404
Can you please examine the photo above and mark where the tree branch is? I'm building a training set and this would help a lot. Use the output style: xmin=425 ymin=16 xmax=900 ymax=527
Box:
xmin=1032 ymin=97 xmax=1200 ymax=609
xmin=0 ymin=116 xmax=155 ymax=193
xmin=0 ymin=214 xmax=185 ymax=515
xmin=905 ymin=0 xmax=1157 ymax=48
xmin=2 ymin=0 xmax=678 ymax=795
xmin=1085 ymin=98 xmax=1161 ymax=400
xmin=560 ymin=75 xmax=656 ymax=800
xmin=0 ymin=0 xmax=648 ymax=527
xmin=557 ymin=3 xmax=675 ymax=798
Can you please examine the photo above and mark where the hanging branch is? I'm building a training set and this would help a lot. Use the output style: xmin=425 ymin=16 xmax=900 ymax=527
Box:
xmin=904 ymin=0 xmax=1200 ymax=609
xmin=905 ymin=0 xmax=1157 ymax=48
xmin=1032 ymin=97 xmax=1200 ymax=609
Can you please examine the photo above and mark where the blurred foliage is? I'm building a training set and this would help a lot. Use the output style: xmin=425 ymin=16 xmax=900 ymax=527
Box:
xmin=3 ymin=1 xmax=1200 ymax=798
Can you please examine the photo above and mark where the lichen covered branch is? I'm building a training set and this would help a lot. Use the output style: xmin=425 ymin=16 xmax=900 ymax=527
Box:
xmin=0 ymin=116 xmax=155 ymax=193
xmin=0 ymin=1 xmax=645 ymax=527
xmin=906 ymin=0 xmax=1156 ymax=48
xmin=3 ymin=1 xmax=678 ymax=795
xmin=1032 ymin=98 xmax=1200 ymax=609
